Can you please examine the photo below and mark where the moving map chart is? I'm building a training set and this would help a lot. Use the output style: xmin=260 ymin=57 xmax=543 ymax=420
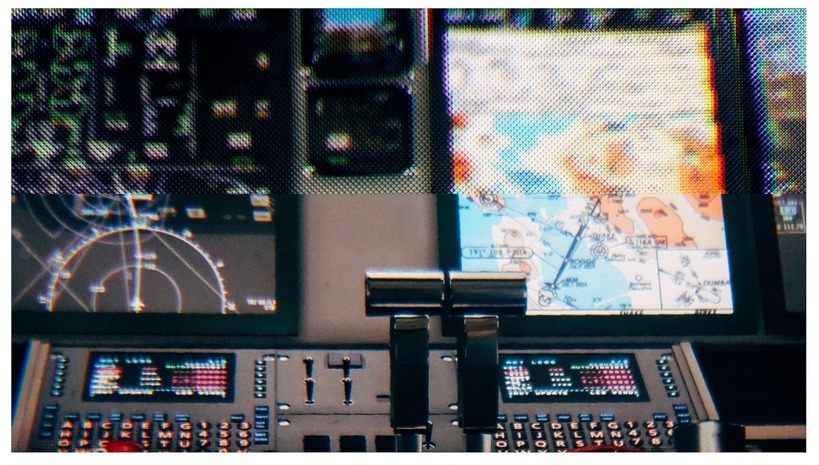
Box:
xmin=11 ymin=195 xmax=277 ymax=315
xmin=458 ymin=194 xmax=733 ymax=316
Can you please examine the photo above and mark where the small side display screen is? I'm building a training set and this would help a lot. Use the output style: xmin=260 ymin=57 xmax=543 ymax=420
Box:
xmin=84 ymin=352 xmax=235 ymax=402
xmin=500 ymin=353 xmax=649 ymax=403
xmin=303 ymin=9 xmax=412 ymax=78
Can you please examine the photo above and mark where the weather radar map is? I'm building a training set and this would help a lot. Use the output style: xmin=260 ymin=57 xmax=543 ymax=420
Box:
xmin=445 ymin=27 xmax=725 ymax=195
xmin=458 ymin=194 xmax=733 ymax=315
xmin=12 ymin=194 xmax=278 ymax=315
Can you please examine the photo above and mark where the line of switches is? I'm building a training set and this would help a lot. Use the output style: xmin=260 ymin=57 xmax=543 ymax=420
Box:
xmin=303 ymin=355 xmax=358 ymax=406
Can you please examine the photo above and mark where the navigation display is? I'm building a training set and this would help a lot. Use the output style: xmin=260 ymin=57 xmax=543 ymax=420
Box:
xmin=12 ymin=194 xmax=277 ymax=315
xmin=457 ymin=194 xmax=733 ymax=316
xmin=443 ymin=10 xmax=725 ymax=195
xmin=499 ymin=353 xmax=648 ymax=403
xmin=84 ymin=352 xmax=235 ymax=402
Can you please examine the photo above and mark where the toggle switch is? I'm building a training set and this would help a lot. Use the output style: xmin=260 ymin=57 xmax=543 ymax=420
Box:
xmin=341 ymin=378 xmax=354 ymax=406
xmin=304 ymin=357 xmax=314 ymax=378
xmin=304 ymin=378 xmax=316 ymax=405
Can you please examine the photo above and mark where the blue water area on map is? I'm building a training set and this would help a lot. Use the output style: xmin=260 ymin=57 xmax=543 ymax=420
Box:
xmin=547 ymin=234 xmax=633 ymax=311
xmin=458 ymin=195 xmax=634 ymax=311
xmin=493 ymin=113 xmax=574 ymax=192
xmin=324 ymin=8 xmax=385 ymax=27
xmin=494 ymin=113 xmax=577 ymax=152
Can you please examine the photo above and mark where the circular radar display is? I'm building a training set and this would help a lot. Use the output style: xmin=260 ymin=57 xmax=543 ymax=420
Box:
xmin=47 ymin=226 xmax=230 ymax=314
xmin=22 ymin=194 xmax=168 ymax=238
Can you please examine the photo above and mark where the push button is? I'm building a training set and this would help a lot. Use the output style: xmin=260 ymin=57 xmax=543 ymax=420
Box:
xmin=375 ymin=435 xmax=396 ymax=452
xmin=494 ymin=439 xmax=510 ymax=451
xmin=253 ymin=431 xmax=269 ymax=445
xmin=304 ymin=435 xmax=332 ymax=452
xmin=340 ymin=435 xmax=367 ymax=452
xmin=513 ymin=440 xmax=530 ymax=451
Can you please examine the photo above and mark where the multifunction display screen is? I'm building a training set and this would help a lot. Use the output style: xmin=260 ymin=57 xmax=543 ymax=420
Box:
xmin=12 ymin=8 xmax=291 ymax=193
xmin=11 ymin=194 xmax=277 ymax=315
xmin=458 ymin=194 xmax=734 ymax=316
xmin=500 ymin=353 xmax=648 ymax=403
xmin=443 ymin=9 xmax=725 ymax=195
xmin=84 ymin=352 xmax=235 ymax=402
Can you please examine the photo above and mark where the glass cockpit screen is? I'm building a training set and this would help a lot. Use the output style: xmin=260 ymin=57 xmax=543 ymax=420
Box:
xmin=84 ymin=352 xmax=235 ymax=402
xmin=500 ymin=353 xmax=649 ymax=403
xmin=11 ymin=194 xmax=277 ymax=315
xmin=458 ymin=194 xmax=734 ymax=316
xmin=443 ymin=9 xmax=725 ymax=195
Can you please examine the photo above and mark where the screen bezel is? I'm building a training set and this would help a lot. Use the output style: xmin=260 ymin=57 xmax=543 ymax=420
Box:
xmin=11 ymin=195 xmax=301 ymax=337
xmin=429 ymin=9 xmax=750 ymax=194
xmin=438 ymin=194 xmax=765 ymax=337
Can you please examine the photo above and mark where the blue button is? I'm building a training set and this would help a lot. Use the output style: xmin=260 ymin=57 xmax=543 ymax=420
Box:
xmin=39 ymin=429 xmax=55 ymax=439
xmin=497 ymin=414 xmax=508 ymax=422
xmin=176 ymin=413 xmax=191 ymax=422
xmin=679 ymin=417 xmax=691 ymax=424
xmin=667 ymin=391 xmax=680 ymax=398
xmin=557 ymin=414 xmax=572 ymax=422
xmin=653 ymin=413 xmax=668 ymax=421
xmin=255 ymin=420 xmax=269 ymax=430
xmin=535 ymin=414 xmax=550 ymax=423
xmin=44 ymin=404 xmax=59 ymax=412
xmin=153 ymin=413 xmax=168 ymax=422
xmin=110 ymin=413 xmax=123 ymax=421
xmin=673 ymin=404 xmax=689 ymax=412
xmin=42 ymin=410 xmax=57 ymax=420
xmin=579 ymin=414 xmax=593 ymax=422
xmin=676 ymin=412 xmax=691 ymax=420
xmin=64 ymin=412 xmax=80 ymax=420
xmin=39 ymin=420 xmax=55 ymax=431
xmin=254 ymin=393 xmax=266 ymax=399
xmin=514 ymin=414 xmax=529 ymax=423
xmin=231 ymin=414 xmax=246 ymax=423
xmin=600 ymin=413 xmax=615 ymax=422
xmin=254 ymin=431 xmax=269 ymax=445
xmin=665 ymin=384 xmax=677 ymax=392
xmin=87 ymin=413 xmax=102 ymax=421
xmin=255 ymin=406 xmax=270 ymax=414
xmin=131 ymin=413 xmax=146 ymax=421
